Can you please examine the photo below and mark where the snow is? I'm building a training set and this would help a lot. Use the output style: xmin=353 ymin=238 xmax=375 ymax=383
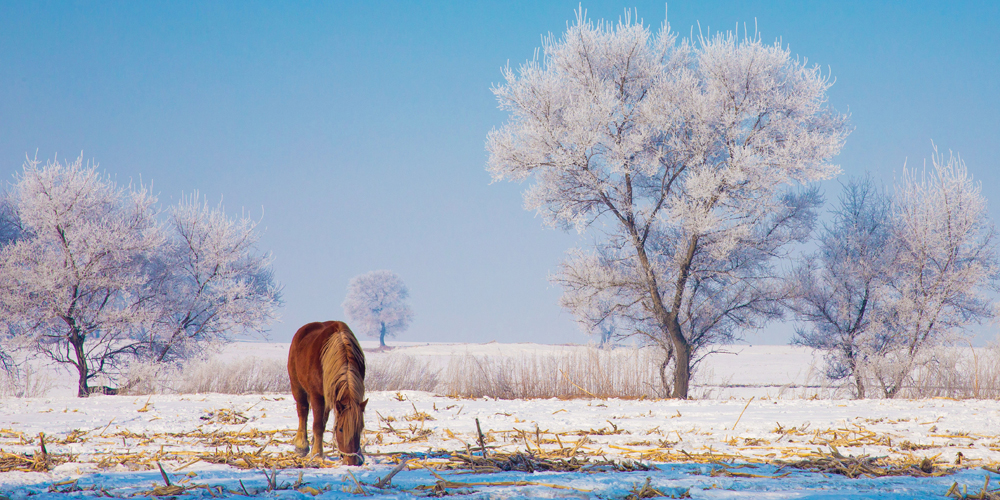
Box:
xmin=2 ymin=342 xmax=999 ymax=498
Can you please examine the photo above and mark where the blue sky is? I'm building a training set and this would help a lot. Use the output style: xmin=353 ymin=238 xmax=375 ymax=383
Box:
xmin=2 ymin=1 xmax=998 ymax=345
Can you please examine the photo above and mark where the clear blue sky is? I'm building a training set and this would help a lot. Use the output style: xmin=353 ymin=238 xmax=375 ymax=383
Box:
xmin=2 ymin=1 xmax=998 ymax=345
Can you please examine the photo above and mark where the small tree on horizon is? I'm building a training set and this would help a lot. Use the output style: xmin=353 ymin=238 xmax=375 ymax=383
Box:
xmin=342 ymin=270 xmax=413 ymax=348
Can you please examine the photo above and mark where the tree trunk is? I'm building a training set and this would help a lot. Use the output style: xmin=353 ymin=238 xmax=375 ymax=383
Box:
xmin=845 ymin=346 xmax=865 ymax=399
xmin=69 ymin=332 xmax=90 ymax=398
xmin=669 ymin=331 xmax=691 ymax=399
xmin=68 ymin=327 xmax=123 ymax=396
xmin=657 ymin=343 xmax=674 ymax=398
xmin=628 ymin=230 xmax=697 ymax=399
xmin=848 ymin=353 xmax=865 ymax=399
xmin=379 ymin=323 xmax=387 ymax=348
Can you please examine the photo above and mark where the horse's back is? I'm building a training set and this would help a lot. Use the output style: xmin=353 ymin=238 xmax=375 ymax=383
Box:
xmin=288 ymin=321 xmax=361 ymax=394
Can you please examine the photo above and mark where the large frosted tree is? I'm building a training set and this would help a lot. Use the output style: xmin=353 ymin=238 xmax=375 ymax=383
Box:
xmin=487 ymin=11 xmax=850 ymax=398
xmin=0 ymin=156 xmax=162 ymax=396
xmin=0 ymin=157 xmax=283 ymax=396
xmin=342 ymin=270 xmax=413 ymax=348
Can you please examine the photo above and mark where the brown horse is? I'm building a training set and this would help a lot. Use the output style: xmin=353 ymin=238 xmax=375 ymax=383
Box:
xmin=287 ymin=321 xmax=368 ymax=465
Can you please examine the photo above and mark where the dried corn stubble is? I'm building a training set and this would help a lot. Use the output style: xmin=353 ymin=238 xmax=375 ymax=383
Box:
xmin=0 ymin=450 xmax=68 ymax=473
xmin=425 ymin=450 xmax=652 ymax=473
xmin=199 ymin=408 xmax=250 ymax=425
xmin=626 ymin=477 xmax=691 ymax=499
xmin=3 ymin=411 xmax=997 ymax=479
xmin=777 ymin=446 xmax=955 ymax=478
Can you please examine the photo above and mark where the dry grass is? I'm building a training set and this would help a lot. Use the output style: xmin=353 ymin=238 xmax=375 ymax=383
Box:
xmin=120 ymin=346 xmax=667 ymax=399
xmin=900 ymin=343 xmax=1000 ymax=399
xmin=8 ymin=342 xmax=1000 ymax=399
xmin=440 ymin=346 xmax=666 ymax=399
xmin=778 ymin=446 xmax=952 ymax=478
xmin=366 ymin=353 xmax=440 ymax=392
xmin=0 ymin=357 xmax=55 ymax=398
xmin=122 ymin=357 xmax=289 ymax=395
xmin=122 ymin=351 xmax=440 ymax=396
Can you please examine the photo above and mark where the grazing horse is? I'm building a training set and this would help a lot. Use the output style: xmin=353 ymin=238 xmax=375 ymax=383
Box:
xmin=287 ymin=321 xmax=368 ymax=465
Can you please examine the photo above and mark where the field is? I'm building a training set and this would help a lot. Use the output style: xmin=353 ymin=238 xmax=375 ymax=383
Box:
xmin=1 ymin=342 xmax=999 ymax=499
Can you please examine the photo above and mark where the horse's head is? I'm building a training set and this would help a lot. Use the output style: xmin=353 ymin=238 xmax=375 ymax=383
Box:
xmin=334 ymin=397 xmax=368 ymax=465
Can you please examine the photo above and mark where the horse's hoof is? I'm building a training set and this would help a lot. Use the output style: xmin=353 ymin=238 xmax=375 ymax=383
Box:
xmin=295 ymin=446 xmax=309 ymax=457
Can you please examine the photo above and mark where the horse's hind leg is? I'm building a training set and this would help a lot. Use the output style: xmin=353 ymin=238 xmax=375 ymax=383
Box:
xmin=291 ymin=386 xmax=310 ymax=456
xmin=308 ymin=393 xmax=329 ymax=458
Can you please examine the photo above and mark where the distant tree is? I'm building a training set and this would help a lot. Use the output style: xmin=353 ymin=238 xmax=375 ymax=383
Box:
xmin=0 ymin=156 xmax=162 ymax=397
xmin=487 ymin=11 xmax=849 ymax=398
xmin=788 ymin=176 xmax=895 ymax=398
xmin=875 ymin=147 xmax=998 ymax=397
xmin=142 ymin=193 xmax=282 ymax=363
xmin=342 ymin=270 xmax=413 ymax=348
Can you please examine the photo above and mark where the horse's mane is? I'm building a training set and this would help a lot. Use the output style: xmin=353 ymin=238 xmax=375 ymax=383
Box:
xmin=321 ymin=324 xmax=366 ymax=429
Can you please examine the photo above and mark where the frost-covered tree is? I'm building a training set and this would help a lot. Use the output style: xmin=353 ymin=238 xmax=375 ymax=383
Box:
xmin=788 ymin=176 xmax=895 ymax=398
xmin=0 ymin=157 xmax=284 ymax=396
xmin=487 ymin=11 xmax=850 ymax=397
xmin=342 ymin=270 xmax=413 ymax=348
xmin=0 ymin=156 xmax=162 ymax=396
xmin=143 ymin=193 xmax=281 ymax=363
xmin=789 ymin=149 xmax=998 ymax=398
xmin=875 ymin=147 xmax=998 ymax=397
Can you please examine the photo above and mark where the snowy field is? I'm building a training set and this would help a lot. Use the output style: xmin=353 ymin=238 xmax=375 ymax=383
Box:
xmin=1 ymin=342 xmax=999 ymax=499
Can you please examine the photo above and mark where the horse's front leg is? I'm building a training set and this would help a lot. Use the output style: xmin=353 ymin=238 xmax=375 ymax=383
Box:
xmin=308 ymin=394 xmax=329 ymax=458
xmin=291 ymin=388 xmax=310 ymax=456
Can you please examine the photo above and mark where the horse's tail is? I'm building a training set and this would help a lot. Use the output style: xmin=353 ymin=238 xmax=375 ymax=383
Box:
xmin=320 ymin=322 xmax=366 ymax=411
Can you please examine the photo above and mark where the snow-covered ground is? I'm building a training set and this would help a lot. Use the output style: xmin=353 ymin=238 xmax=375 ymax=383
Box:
xmin=1 ymin=342 xmax=998 ymax=498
